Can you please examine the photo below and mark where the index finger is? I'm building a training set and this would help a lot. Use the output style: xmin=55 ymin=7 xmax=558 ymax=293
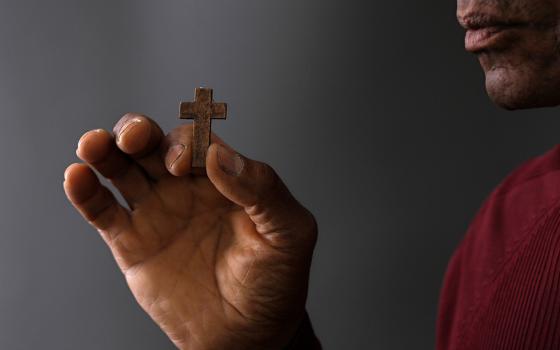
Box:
xmin=162 ymin=123 xmax=226 ymax=177
xmin=113 ymin=113 xmax=169 ymax=180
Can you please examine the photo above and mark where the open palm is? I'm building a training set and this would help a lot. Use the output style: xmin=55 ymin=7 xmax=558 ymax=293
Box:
xmin=63 ymin=115 xmax=317 ymax=350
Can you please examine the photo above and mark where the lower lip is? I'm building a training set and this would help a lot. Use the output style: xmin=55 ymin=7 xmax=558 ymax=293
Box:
xmin=465 ymin=27 xmax=513 ymax=52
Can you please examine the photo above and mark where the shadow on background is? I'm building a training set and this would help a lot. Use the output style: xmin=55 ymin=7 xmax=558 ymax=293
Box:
xmin=0 ymin=1 xmax=558 ymax=348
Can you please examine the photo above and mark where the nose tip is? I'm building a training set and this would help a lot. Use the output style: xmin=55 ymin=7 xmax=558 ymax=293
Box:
xmin=456 ymin=14 xmax=470 ymax=29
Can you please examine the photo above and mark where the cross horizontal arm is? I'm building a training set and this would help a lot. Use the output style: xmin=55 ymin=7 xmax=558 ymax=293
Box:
xmin=180 ymin=102 xmax=197 ymax=119
xmin=212 ymin=103 xmax=227 ymax=119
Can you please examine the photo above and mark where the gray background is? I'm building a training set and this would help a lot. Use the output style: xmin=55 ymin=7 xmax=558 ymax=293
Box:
xmin=1 ymin=0 xmax=559 ymax=349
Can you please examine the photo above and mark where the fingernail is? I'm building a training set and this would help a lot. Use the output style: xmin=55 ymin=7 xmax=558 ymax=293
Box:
xmin=117 ymin=118 xmax=142 ymax=143
xmin=166 ymin=144 xmax=186 ymax=169
xmin=217 ymin=145 xmax=244 ymax=176
xmin=77 ymin=129 xmax=103 ymax=149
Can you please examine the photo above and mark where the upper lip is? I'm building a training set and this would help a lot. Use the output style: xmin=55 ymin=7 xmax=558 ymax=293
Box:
xmin=457 ymin=13 xmax=526 ymax=30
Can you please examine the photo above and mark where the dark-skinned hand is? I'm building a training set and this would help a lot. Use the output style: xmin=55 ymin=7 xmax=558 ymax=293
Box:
xmin=63 ymin=114 xmax=318 ymax=350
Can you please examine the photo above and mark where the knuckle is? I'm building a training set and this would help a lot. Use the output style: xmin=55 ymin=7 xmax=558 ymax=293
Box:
xmin=243 ymin=161 xmax=282 ymax=211
xmin=177 ymin=123 xmax=194 ymax=135
xmin=253 ymin=162 xmax=293 ymax=209
xmin=168 ymin=124 xmax=193 ymax=143
xmin=256 ymin=162 xmax=280 ymax=192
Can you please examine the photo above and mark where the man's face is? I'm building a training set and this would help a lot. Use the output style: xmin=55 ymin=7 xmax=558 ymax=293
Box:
xmin=457 ymin=0 xmax=560 ymax=109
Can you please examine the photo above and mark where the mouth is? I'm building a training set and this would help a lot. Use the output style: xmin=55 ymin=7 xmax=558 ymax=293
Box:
xmin=458 ymin=13 xmax=527 ymax=52
xmin=464 ymin=26 xmax=512 ymax=52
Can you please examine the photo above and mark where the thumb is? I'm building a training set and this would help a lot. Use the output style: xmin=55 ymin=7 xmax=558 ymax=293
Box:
xmin=206 ymin=143 xmax=317 ymax=249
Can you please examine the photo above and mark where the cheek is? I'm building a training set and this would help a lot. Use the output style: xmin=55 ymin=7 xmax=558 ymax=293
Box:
xmin=477 ymin=27 xmax=560 ymax=109
xmin=480 ymin=28 xmax=559 ymax=72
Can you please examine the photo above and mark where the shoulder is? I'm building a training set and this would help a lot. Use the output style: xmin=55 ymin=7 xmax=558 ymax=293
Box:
xmin=437 ymin=144 xmax=560 ymax=350
xmin=467 ymin=144 xmax=560 ymax=242
xmin=494 ymin=144 xmax=560 ymax=198
xmin=464 ymin=144 xmax=560 ymax=256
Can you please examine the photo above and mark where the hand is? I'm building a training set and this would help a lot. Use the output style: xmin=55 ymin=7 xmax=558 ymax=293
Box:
xmin=63 ymin=114 xmax=318 ymax=350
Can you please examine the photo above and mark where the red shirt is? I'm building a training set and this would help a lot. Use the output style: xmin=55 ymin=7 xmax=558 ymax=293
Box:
xmin=437 ymin=145 xmax=560 ymax=349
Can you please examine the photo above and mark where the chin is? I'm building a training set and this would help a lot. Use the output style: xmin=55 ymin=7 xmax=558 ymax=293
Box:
xmin=484 ymin=66 xmax=560 ymax=110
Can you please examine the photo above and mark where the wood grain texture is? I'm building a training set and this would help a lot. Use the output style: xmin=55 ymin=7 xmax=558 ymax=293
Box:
xmin=179 ymin=87 xmax=227 ymax=169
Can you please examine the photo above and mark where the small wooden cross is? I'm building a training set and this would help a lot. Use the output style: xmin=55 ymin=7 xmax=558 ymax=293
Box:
xmin=179 ymin=87 xmax=227 ymax=169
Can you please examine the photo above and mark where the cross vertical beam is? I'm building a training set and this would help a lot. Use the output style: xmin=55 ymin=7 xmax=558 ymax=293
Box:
xmin=179 ymin=87 xmax=228 ymax=169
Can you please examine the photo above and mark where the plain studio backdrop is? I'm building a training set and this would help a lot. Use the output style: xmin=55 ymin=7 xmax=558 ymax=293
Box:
xmin=1 ymin=0 xmax=560 ymax=349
